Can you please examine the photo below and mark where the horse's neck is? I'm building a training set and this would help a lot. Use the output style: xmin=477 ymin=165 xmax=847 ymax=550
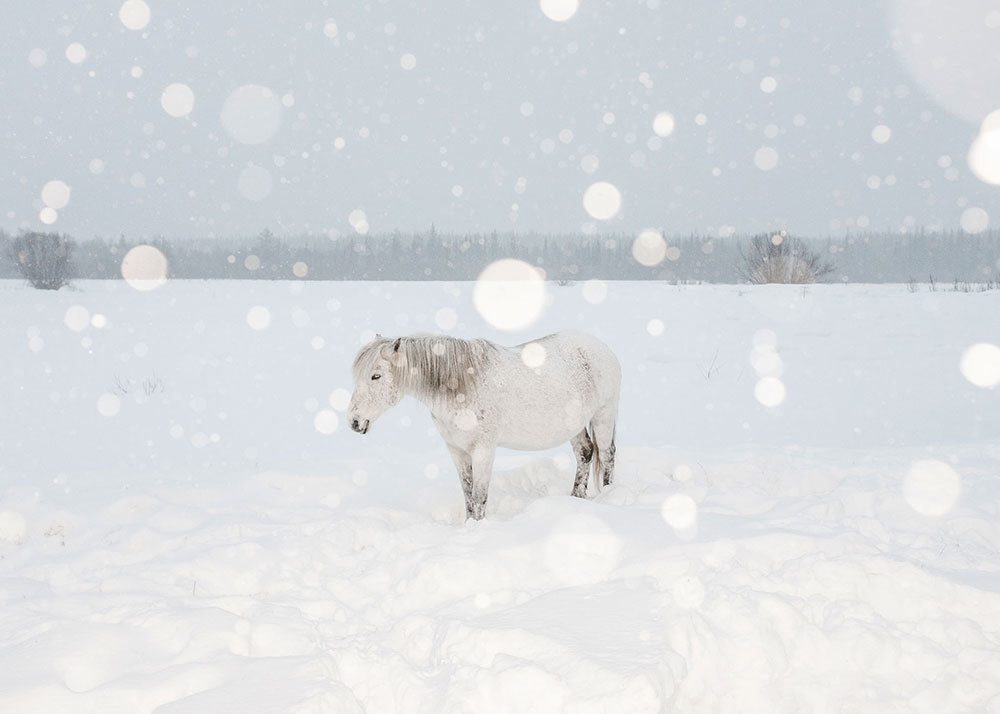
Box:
xmin=402 ymin=381 xmax=433 ymax=408
xmin=403 ymin=376 xmax=460 ymax=410
xmin=400 ymin=346 xmax=508 ymax=417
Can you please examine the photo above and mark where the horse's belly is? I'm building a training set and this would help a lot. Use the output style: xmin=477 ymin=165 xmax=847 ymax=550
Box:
xmin=497 ymin=414 xmax=588 ymax=451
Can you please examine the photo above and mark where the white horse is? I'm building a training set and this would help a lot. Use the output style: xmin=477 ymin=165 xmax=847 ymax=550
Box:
xmin=348 ymin=331 xmax=621 ymax=520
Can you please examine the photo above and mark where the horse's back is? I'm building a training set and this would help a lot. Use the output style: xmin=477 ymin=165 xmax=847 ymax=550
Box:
xmin=511 ymin=330 xmax=620 ymax=405
xmin=540 ymin=330 xmax=620 ymax=393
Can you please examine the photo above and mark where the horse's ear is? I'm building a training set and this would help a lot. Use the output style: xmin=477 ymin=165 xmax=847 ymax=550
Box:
xmin=392 ymin=338 xmax=401 ymax=353
xmin=375 ymin=332 xmax=383 ymax=339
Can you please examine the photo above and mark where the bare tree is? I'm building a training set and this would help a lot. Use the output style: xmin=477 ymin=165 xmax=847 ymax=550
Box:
xmin=6 ymin=231 xmax=76 ymax=290
xmin=739 ymin=231 xmax=834 ymax=284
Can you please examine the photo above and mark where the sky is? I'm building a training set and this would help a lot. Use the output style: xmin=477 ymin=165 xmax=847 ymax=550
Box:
xmin=2 ymin=0 xmax=1000 ymax=240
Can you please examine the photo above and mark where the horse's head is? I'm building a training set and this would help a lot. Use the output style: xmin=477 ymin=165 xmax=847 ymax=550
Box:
xmin=348 ymin=336 xmax=404 ymax=434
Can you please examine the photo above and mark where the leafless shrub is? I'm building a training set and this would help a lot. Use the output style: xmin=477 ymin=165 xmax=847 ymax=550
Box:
xmin=112 ymin=375 xmax=131 ymax=396
xmin=739 ymin=231 xmax=834 ymax=284
xmin=113 ymin=374 xmax=165 ymax=398
xmin=699 ymin=349 xmax=721 ymax=380
xmin=6 ymin=231 xmax=75 ymax=290
xmin=949 ymin=280 xmax=997 ymax=293
xmin=142 ymin=376 xmax=166 ymax=396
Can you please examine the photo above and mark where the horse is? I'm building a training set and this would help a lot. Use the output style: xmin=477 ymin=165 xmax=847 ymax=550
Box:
xmin=348 ymin=331 xmax=621 ymax=520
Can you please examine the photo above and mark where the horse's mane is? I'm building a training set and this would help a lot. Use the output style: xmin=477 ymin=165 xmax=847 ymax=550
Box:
xmin=353 ymin=334 xmax=498 ymax=402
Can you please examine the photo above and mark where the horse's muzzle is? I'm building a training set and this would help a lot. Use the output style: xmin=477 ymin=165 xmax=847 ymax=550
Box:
xmin=351 ymin=418 xmax=369 ymax=434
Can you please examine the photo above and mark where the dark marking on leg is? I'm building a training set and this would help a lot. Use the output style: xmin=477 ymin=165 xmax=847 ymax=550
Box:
xmin=445 ymin=445 xmax=476 ymax=520
xmin=570 ymin=429 xmax=594 ymax=498
xmin=468 ymin=447 xmax=495 ymax=521
xmin=469 ymin=480 xmax=488 ymax=520
xmin=602 ymin=439 xmax=616 ymax=486
xmin=460 ymin=465 xmax=474 ymax=518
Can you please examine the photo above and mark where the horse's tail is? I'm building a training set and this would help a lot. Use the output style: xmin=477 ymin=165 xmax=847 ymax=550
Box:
xmin=590 ymin=426 xmax=604 ymax=494
xmin=589 ymin=420 xmax=616 ymax=494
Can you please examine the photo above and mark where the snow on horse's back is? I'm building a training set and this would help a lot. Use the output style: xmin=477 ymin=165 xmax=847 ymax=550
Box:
xmin=348 ymin=331 xmax=620 ymax=520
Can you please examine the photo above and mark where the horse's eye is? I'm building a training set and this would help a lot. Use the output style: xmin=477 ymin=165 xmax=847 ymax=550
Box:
xmin=371 ymin=374 xmax=381 ymax=381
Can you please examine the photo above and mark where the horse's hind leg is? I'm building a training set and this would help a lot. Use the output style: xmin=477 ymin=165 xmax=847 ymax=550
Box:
xmin=590 ymin=403 xmax=617 ymax=487
xmin=570 ymin=429 xmax=594 ymax=498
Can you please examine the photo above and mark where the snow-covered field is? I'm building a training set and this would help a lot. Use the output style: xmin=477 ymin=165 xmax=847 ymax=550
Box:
xmin=1 ymin=278 xmax=999 ymax=713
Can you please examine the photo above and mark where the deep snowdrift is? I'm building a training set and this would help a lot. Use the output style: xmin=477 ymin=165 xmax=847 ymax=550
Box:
xmin=1 ymin=280 xmax=998 ymax=712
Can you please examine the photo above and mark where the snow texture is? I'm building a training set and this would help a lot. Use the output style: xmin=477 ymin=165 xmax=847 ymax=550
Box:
xmin=1 ymin=279 xmax=999 ymax=712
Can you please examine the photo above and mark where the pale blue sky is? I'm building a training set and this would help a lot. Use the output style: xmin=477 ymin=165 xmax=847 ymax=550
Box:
xmin=2 ymin=0 xmax=999 ymax=239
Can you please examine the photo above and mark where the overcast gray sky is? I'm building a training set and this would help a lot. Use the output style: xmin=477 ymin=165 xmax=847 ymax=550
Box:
xmin=3 ymin=0 xmax=999 ymax=240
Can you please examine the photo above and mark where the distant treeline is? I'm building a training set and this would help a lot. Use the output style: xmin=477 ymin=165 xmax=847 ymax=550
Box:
xmin=1 ymin=227 xmax=998 ymax=283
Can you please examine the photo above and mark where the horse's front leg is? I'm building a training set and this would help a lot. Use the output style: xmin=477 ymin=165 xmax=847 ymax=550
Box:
xmin=445 ymin=444 xmax=474 ymax=519
xmin=468 ymin=444 xmax=496 ymax=521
